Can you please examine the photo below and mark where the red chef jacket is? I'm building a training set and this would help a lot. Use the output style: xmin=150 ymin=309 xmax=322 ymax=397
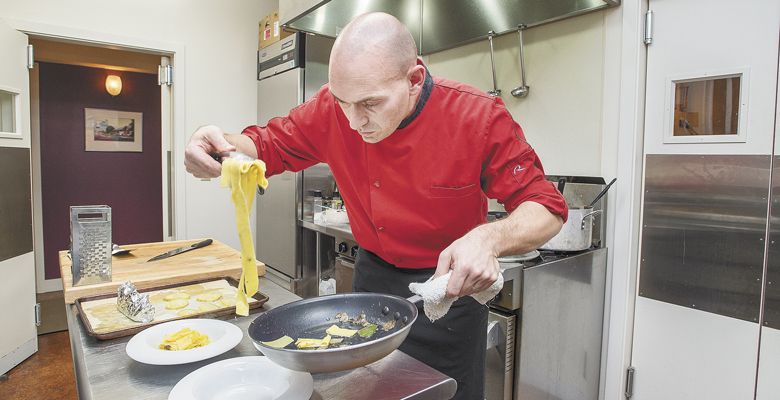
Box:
xmin=243 ymin=66 xmax=567 ymax=269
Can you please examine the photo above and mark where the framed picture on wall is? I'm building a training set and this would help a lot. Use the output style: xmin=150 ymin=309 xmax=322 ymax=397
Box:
xmin=84 ymin=108 xmax=143 ymax=152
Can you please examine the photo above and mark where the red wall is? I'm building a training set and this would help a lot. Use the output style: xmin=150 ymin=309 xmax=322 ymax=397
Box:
xmin=38 ymin=62 xmax=162 ymax=280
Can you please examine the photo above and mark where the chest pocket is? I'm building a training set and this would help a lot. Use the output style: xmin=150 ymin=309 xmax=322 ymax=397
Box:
xmin=429 ymin=182 xmax=480 ymax=198
xmin=427 ymin=156 xmax=482 ymax=198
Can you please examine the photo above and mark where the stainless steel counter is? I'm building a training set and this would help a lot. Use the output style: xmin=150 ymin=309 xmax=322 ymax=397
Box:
xmin=66 ymin=277 xmax=456 ymax=400
xmin=299 ymin=219 xmax=353 ymax=241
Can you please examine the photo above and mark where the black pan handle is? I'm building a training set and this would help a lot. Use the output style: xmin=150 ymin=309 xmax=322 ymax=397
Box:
xmin=587 ymin=178 xmax=617 ymax=208
xmin=191 ymin=239 xmax=213 ymax=249
xmin=557 ymin=178 xmax=566 ymax=194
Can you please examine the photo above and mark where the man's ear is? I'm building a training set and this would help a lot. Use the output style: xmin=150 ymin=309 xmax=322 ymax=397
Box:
xmin=408 ymin=64 xmax=426 ymax=95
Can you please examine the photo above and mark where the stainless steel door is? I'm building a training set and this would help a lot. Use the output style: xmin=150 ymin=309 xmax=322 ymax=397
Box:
xmin=256 ymin=68 xmax=302 ymax=278
xmin=631 ymin=1 xmax=780 ymax=398
xmin=334 ymin=255 xmax=354 ymax=294
xmin=757 ymin=44 xmax=780 ymax=400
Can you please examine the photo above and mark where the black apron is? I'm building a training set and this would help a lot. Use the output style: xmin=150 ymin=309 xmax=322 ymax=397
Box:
xmin=353 ymin=248 xmax=488 ymax=400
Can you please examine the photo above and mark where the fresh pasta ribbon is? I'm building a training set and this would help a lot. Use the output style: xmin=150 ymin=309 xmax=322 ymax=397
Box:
xmin=220 ymin=157 xmax=269 ymax=316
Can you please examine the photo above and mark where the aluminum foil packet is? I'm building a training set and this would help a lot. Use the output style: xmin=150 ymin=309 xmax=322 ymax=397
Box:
xmin=116 ymin=281 xmax=155 ymax=323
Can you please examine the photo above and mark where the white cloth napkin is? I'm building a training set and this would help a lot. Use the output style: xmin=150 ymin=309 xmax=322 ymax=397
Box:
xmin=408 ymin=270 xmax=504 ymax=322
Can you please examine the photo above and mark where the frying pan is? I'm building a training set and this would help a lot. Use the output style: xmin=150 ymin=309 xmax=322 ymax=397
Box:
xmin=248 ymin=293 xmax=421 ymax=373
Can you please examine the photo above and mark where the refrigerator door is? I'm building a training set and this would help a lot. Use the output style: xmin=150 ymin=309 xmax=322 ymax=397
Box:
xmin=256 ymin=67 xmax=303 ymax=279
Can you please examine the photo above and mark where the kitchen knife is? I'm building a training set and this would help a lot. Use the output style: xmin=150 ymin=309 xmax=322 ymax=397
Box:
xmin=147 ymin=239 xmax=213 ymax=262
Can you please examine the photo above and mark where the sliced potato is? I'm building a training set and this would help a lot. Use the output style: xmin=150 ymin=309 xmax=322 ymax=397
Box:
xmin=148 ymin=293 xmax=168 ymax=303
xmin=295 ymin=334 xmax=331 ymax=349
xmin=163 ymin=292 xmax=191 ymax=301
xmin=261 ymin=335 xmax=294 ymax=349
xmin=218 ymin=297 xmax=237 ymax=307
xmin=318 ymin=334 xmax=332 ymax=350
xmin=295 ymin=338 xmax=322 ymax=349
xmin=196 ymin=292 xmax=222 ymax=302
xmin=177 ymin=309 xmax=198 ymax=317
xmin=197 ymin=303 xmax=220 ymax=312
xmin=325 ymin=324 xmax=358 ymax=338
xmin=165 ymin=299 xmax=189 ymax=310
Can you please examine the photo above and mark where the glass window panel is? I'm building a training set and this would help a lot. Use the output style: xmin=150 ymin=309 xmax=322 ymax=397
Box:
xmin=0 ymin=89 xmax=15 ymax=133
xmin=673 ymin=75 xmax=741 ymax=136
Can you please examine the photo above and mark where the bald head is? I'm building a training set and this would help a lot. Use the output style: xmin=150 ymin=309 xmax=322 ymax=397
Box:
xmin=330 ymin=12 xmax=417 ymax=80
xmin=327 ymin=13 xmax=426 ymax=144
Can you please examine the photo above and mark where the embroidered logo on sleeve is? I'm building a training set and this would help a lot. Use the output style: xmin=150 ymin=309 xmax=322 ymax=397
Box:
xmin=513 ymin=164 xmax=525 ymax=175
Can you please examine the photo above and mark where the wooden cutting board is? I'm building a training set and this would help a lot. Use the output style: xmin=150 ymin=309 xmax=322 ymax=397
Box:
xmin=76 ymin=277 xmax=269 ymax=340
xmin=59 ymin=238 xmax=265 ymax=304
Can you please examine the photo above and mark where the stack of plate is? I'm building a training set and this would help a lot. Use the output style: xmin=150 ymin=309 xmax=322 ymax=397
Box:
xmin=125 ymin=319 xmax=313 ymax=400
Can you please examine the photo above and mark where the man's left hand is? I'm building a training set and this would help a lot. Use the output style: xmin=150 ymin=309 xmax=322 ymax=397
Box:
xmin=434 ymin=228 xmax=500 ymax=298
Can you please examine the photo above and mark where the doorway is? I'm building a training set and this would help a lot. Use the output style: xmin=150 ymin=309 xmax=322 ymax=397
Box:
xmin=0 ymin=20 xmax=183 ymax=379
xmin=29 ymin=38 xmax=175 ymax=299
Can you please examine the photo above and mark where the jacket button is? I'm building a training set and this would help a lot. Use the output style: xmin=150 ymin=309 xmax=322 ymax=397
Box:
xmin=373 ymin=180 xmax=381 ymax=188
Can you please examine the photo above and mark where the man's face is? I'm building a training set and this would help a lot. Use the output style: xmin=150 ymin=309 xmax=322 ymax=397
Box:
xmin=329 ymin=65 xmax=415 ymax=144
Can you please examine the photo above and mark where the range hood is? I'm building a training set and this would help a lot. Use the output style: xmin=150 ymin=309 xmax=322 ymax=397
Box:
xmin=280 ymin=0 xmax=620 ymax=55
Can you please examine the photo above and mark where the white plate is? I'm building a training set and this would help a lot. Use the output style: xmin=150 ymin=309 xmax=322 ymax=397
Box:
xmin=169 ymin=356 xmax=313 ymax=400
xmin=126 ymin=319 xmax=242 ymax=365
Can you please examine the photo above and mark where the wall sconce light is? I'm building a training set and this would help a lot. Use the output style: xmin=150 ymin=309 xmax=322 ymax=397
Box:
xmin=105 ymin=75 xmax=122 ymax=96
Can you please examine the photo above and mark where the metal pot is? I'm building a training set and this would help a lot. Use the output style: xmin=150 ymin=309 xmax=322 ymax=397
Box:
xmin=540 ymin=207 xmax=602 ymax=251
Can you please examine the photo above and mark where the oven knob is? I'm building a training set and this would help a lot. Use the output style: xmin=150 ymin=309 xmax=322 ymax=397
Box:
xmin=338 ymin=242 xmax=348 ymax=253
xmin=350 ymin=246 xmax=359 ymax=258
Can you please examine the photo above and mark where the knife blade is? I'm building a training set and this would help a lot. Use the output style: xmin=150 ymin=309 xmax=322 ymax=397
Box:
xmin=147 ymin=239 xmax=213 ymax=262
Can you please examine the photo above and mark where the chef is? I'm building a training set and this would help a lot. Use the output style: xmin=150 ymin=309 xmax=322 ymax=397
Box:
xmin=185 ymin=12 xmax=566 ymax=399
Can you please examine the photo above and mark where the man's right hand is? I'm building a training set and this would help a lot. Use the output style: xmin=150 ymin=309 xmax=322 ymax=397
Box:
xmin=184 ymin=125 xmax=237 ymax=179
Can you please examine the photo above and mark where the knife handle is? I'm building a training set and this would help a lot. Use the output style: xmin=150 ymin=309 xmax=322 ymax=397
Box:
xmin=192 ymin=239 xmax=213 ymax=249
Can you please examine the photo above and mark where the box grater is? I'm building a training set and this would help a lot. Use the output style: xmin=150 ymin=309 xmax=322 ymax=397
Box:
xmin=70 ymin=205 xmax=112 ymax=286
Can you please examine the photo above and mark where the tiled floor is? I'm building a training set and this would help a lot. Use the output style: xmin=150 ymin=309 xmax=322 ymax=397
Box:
xmin=0 ymin=331 xmax=78 ymax=400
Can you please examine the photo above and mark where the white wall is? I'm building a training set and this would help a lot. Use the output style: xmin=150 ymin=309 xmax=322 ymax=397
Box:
xmin=425 ymin=11 xmax=606 ymax=178
xmin=0 ymin=0 xmax=276 ymax=250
